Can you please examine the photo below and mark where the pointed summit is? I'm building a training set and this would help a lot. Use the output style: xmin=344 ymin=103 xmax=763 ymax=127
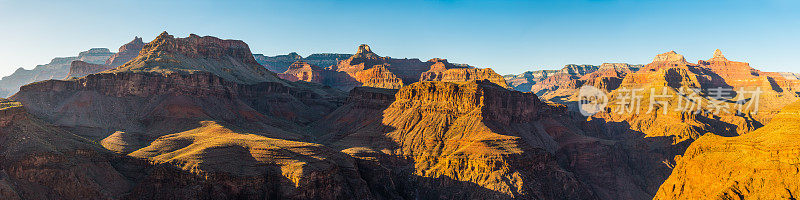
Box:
xmin=709 ymin=49 xmax=728 ymax=61
xmin=106 ymin=37 xmax=146 ymax=66
xmin=158 ymin=31 xmax=170 ymax=37
xmin=652 ymin=50 xmax=687 ymax=63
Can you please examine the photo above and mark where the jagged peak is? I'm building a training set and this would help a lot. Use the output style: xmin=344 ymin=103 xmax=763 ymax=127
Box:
xmin=652 ymin=50 xmax=687 ymax=63
xmin=119 ymin=36 xmax=146 ymax=52
xmin=709 ymin=49 xmax=728 ymax=62
xmin=156 ymin=31 xmax=171 ymax=39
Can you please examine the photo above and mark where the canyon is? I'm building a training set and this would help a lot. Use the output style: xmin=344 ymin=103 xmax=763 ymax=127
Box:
xmin=0 ymin=32 xmax=798 ymax=200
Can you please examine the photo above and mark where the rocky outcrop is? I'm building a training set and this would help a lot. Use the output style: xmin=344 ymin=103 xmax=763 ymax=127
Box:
xmin=278 ymin=60 xmax=325 ymax=82
xmin=419 ymin=58 xmax=511 ymax=88
xmin=65 ymin=37 xmax=145 ymax=79
xmin=330 ymin=44 xmax=509 ymax=91
xmin=105 ymin=37 xmax=145 ymax=67
xmin=78 ymin=48 xmax=115 ymax=64
xmin=65 ymin=61 xmax=115 ymax=78
xmin=503 ymin=70 xmax=560 ymax=92
xmin=106 ymin=32 xmax=282 ymax=85
xmin=0 ymin=100 xmax=132 ymax=199
xmin=0 ymin=48 xmax=113 ymax=97
xmin=529 ymin=64 xmax=600 ymax=95
xmin=254 ymin=52 xmax=304 ymax=73
xmin=277 ymin=60 xmax=359 ymax=90
xmin=7 ymin=33 xmax=375 ymax=199
xmin=652 ymin=51 xmax=688 ymax=63
xmin=655 ymin=100 xmax=800 ymax=199
xmin=313 ymin=80 xmax=598 ymax=199
xmin=254 ymin=52 xmax=351 ymax=73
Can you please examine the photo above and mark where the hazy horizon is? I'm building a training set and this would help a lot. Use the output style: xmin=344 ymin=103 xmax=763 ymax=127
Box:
xmin=1 ymin=0 xmax=798 ymax=76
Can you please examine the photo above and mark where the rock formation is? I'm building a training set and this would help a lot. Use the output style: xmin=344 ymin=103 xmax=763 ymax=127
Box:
xmin=254 ymin=52 xmax=304 ymax=73
xmin=278 ymin=60 xmax=325 ymax=82
xmin=328 ymin=44 xmax=509 ymax=90
xmin=655 ymin=100 xmax=800 ymax=199
xmin=418 ymin=58 xmax=511 ymax=88
xmin=276 ymin=60 xmax=359 ymax=90
xmin=9 ymin=32 xmax=371 ymax=199
xmin=652 ymin=50 xmax=688 ymax=63
xmin=0 ymin=48 xmax=113 ymax=97
xmin=503 ymin=70 xmax=560 ymax=92
xmin=6 ymin=31 xmax=800 ymax=200
xmin=65 ymin=61 xmax=115 ymax=78
xmin=528 ymin=64 xmax=601 ymax=95
xmin=254 ymin=52 xmax=351 ymax=73
xmin=312 ymin=80 xmax=598 ymax=199
xmin=106 ymin=32 xmax=283 ymax=84
xmin=779 ymin=72 xmax=800 ymax=80
xmin=105 ymin=37 xmax=145 ymax=67
xmin=0 ymin=99 xmax=132 ymax=199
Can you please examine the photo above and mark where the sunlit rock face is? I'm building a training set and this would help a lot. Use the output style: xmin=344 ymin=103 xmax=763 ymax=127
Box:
xmin=5 ymin=28 xmax=800 ymax=200
xmin=327 ymin=44 xmax=510 ymax=91
xmin=312 ymin=80 xmax=599 ymax=199
xmin=7 ymin=32 xmax=370 ymax=199
xmin=254 ymin=52 xmax=351 ymax=73
xmin=655 ymin=100 xmax=800 ymax=200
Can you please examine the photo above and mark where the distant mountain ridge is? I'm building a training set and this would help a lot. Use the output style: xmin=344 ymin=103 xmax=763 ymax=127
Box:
xmin=66 ymin=37 xmax=146 ymax=78
xmin=254 ymin=52 xmax=351 ymax=73
xmin=3 ymin=31 xmax=800 ymax=200
xmin=0 ymin=48 xmax=114 ymax=97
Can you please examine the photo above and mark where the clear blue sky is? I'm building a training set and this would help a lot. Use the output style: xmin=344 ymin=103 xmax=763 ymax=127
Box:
xmin=0 ymin=0 xmax=798 ymax=76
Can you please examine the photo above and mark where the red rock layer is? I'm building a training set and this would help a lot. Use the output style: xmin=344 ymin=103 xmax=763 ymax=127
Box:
xmin=278 ymin=60 xmax=325 ymax=82
xmin=107 ymin=32 xmax=279 ymax=84
xmin=655 ymin=100 xmax=800 ymax=199
xmin=419 ymin=58 xmax=511 ymax=88
xmin=329 ymin=45 xmax=509 ymax=90
xmin=530 ymin=64 xmax=600 ymax=94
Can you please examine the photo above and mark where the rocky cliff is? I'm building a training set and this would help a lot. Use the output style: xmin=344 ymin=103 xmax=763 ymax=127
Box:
xmin=311 ymin=80 xmax=599 ymax=199
xmin=7 ymin=33 xmax=375 ymax=199
xmin=655 ymin=100 xmax=800 ymax=199
xmin=0 ymin=100 xmax=133 ymax=199
xmin=327 ymin=44 xmax=509 ymax=91
xmin=106 ymin=32 xmax=282 ymax=85
xmin=254 ymin=52 xmax=351 ymax=73
xmin=0 ymin=48 xmax=113 ymax=97
xmin=529 ymin=64 xmax=600 ymax=95
xmin=418 ymin=58 xmax=511 ymax=88
xmin=277 ymin=60 xmax=359 ymax=90
xmin=106 ymin=37 xmax=145 ymax=67
xmin=65 ymin=61 xmax=115 ymax=78
xmin=503 ymin=69 xmax=560 ymax=92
